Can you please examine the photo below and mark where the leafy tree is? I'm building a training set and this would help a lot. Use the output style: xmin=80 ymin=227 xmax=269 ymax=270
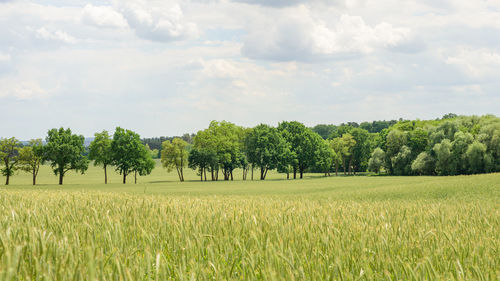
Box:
xmin=466 ymin=141 xmax=488 ymax=174
xmin=0 ymin=137 xmax=21 ymax=185
xmin=161 ymin=138 xmax=189 ymax=182
xmin=411 ymin=152 xmax=435 ymax=175
xmin=89 ymin=130 xmax=113 ymax=184
xmin=133 ymin=148 xmax=155 ymax=184
xmin=245 ymin=124 xmax=285 ymax=180
xmin=18 ymin=139 xmax=44 ymax=185
xmin=350 ymin=128 xmax=371 ymax=173
xmin=329 ymin=138 xmax=343 ymax=176
xmin=276 ymin=144 xmax=297 ymax=179
xmin=314 ymin=140 xmax=335 ymax=176
xmin=111 ymin=127 xmax=150 ymax=184
xmin=391 ymin=145 xmax=412 ymax=175
xmin=43 ymin=128 xmax=89 ymax=185
xmin=278 ymin=121 xmax=325 ymax=179
xmin=451 ymin=131 xmax=474 ymax=174
xmin=339 ymin=134 xmax=356 ymax=175
xmin=385 ymin=130 xmax=408 ymax=174
xmin=368 ymin=148 xmax=385 ymax=174
xmin=433 ymin=139 xmax=455 ymax=175
xmin=188 ymin=147 xmax=217 ymax=181
xmin=311 ymin=124 xmax=337 ymax=139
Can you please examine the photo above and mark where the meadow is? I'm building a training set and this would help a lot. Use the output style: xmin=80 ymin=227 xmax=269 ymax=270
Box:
xmin=0 ymin=163 xmax=499 ymax=280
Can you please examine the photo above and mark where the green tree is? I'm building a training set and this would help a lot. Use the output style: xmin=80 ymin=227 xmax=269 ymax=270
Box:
xmin=433 ymin=139 xmax=455 ymax=176
xmin=314 ymin=140 xmax=335 ymax=176
xmin=411 ymin=152 xmax=435 ymax=175
xmin=161 ymin=138 xmax=189 ymax=182
xmin=278 ymin=121 xmax=323 ymax=179
xmin=368 ymin=147 xmax=385 ymax=174
xmin=0 ymin=137 xmax=21 ymax=185
xmin=276 ymin=144 xmax=297 ymax=179
xmin=133 ymin=148 xmax=155 ymax=184
xmin=245 ymin=124 xmax=285 ymax=180
xmin=339 ymin=134 xmax=356 ymax=175
xmin=385 ymin=130 xmax=408 ymax=174
xmin=188 ymin=147 xmax=217 ymax=181
xmin=391 ymin=145 xmax=412 ymax=175
xmin=111 ymin=127 xmax=149 ymax=184
xmin=18 ymin=139 xmax=44 ymax=185
xmin=89 ymin=130 xmax=113 ymax=184
xmin=350 ymin=128 xmax=371 ymax=173
xmin=43 ymin=128 xmax=89 ymax=185
xmin=466 ymin=141 xmax=488 ymax=174
xmin=451 ymin=131 xmax=474 ymax=174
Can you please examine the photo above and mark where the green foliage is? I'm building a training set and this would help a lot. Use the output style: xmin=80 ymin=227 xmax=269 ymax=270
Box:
xmin=89 ymin=130 xmax=113 ymax=183
xmin=368 ymin=147 xmax=385 ymax=174
xmin=466 ymin=141 xmax=489 ymax=174
xmin=411 ymin=151 xmax=435 ymax=175
xmin=161 ymin=138 xmax=189 ymax=182
xmin=391 ymin=145 xmax=413 ymax=176
xmin=18 ymin=139 xmax=44 ymax=185
xmin=245 ymin=124 xmax=285 ymax=180
xmin=111 ymin=127 xmax=153 ymax=184
xmin=43 ymin=128 xmax=89 ymax=185
xmin=0 ymin=137 xmax=21 ymax=185
xmin=433 ymin=139 xmax=455 ymax=176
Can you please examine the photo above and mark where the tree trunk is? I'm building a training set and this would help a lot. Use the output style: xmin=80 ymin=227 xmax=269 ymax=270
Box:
xmin=251 ymin=166 xmax=254 ymax=180
xmin=286 ymin=172 xmax=289 ymax=180
xmin=59 ymin=173 xmax=63 ymax=185
xmin=300 ymin=170 xmax=303 ymax=179
xmin=180 ymin=168 xmax=184 ymax=182
xmin=200 ymin=169 xmax=203 ymax=181
xmin=230 ymin=170 xmax=233 ymax=181
xmin=335 ymin=163 xmax=338 ymax=176
xmin=135 ymin=171 xmax=137 ymax=184
xmin=204 ymin=168 xmax=207 ymax=181
xmin=104 ymin=164 xmax=108 ymax=184
xmin=343 ymin=160 xmax=347 ymax=175
xmin=293 ymin=167 xmax=297 ymax=179
xmin=5 ymin=174 xmax=9 ymax=185
xmin=123 ymin=172 xmax=127 ymax=184
xmin=32 ymin=172 xmax=36 ymax=185
xmin=260 ymin=167 xmax=265 ymax=180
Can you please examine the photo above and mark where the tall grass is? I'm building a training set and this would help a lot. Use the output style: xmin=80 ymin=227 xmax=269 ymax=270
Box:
xmin=0 ymin=179 xmax=499 ymax=280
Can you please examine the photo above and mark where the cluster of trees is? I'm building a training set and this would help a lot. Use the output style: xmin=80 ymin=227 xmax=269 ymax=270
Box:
xmin=368 ymin=115 xmax=500 ymax=175
xmin=0 ymin=127 xmax=154 ymax=185
xmin=161 ymin=120 xmax=376 ymax=182
xmin=2 ymin=114 xmax=499 ymax=185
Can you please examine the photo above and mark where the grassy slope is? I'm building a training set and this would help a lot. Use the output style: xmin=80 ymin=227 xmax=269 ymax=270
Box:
xmin=0 ymin=163 xmax=499 ymax=280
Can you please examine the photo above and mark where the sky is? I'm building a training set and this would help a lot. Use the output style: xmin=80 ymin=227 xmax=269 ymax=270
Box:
xmin=1 ymin=0 xmax=499 ymax=139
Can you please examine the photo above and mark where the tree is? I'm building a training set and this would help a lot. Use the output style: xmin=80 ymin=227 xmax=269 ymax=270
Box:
xmin=188 ymin=147 xmax=217 ymax=181
xmin=391 ymin=145 xmax=412 ymax=175
xmin=161 ymin=138 xmax=189 ymax=182
xmin=411 ymin=152 xmax=435 ymax=175
xmin=133 ymin=147 xmax=155 ymax=184
xmin=245 ymin=124 xmax=285 ymax=180
xmin=0 ymin=137 xmax=21 ymax=185
xmin=330 ymin=138 xmax=343 ymax=176
xmin=278 ymin=121 xmax=322 ymax=179
xmin=385 ymin=130 xmax=408 ymax=174
xmin=451 ymin=131 xmax=474 ymax=174
xmin=466 ymin=141 xmax=488 ymax=174
xmin=18 ymin=139 xmax=44 ymax=185
xmin=277 ymin=144 xmax=297 ymax=179
xmin=433 ymin=139 xmax=454 ymax=176
xmin=111 ymin=127 xmax=150 ymax=184
xmin=43 ymin=128 xmax=89 ymax=185
xmin=350 ymin=128 xmax=371 ymax=173
xmin=314 ymin=140 xmax=335 ymax=176
xmin=368 ymin=148 xmax=385 ymax=174
xmin=339 ymin=134 xmax=356 ymax=175
xmin=89 ymin=130 xmax=113 ymax=184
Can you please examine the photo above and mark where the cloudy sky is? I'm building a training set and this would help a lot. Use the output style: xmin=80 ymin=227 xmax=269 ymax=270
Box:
xmin=1 ymin=0 xmax=499 ymax=139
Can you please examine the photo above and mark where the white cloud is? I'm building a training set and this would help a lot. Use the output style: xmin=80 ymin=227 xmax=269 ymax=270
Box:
xmin=114 ymin=0 xmax=198 ymax=42
xmin=0 ymin=78 xmax=51 ymax=100
xmin=446 ymin=48 xmax=500 ymax=78
xmin=81 ymin=4 xmax=129 ymax=29
xmin=242 ymin=6 xmax=414 ymax=61
xmin=35 ymin=27 xmax=77 ymax=44
xmin=0 ymin=53 xmax=11 ymax=62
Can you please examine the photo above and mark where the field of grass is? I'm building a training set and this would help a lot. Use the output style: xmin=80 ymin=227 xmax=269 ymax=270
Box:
xmin=0 ymin=163 xmax=499 ymax=280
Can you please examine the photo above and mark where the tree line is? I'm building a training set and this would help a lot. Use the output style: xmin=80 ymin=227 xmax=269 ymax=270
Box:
xmin=1 ymin=114 xmax=499 ymax=185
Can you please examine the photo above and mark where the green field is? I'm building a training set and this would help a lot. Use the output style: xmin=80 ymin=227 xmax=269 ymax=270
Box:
xmin=1 ymin=164 xmax=499 ymax=280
